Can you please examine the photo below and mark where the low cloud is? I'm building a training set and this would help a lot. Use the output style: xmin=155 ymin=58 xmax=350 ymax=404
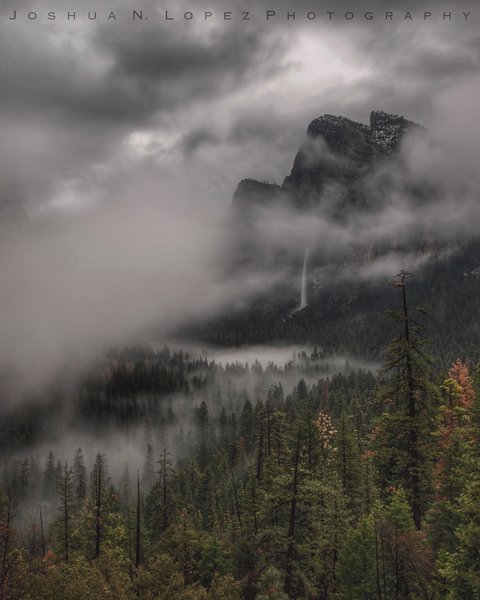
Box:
xmin=1 ymin=0 xmax=480 ymax=403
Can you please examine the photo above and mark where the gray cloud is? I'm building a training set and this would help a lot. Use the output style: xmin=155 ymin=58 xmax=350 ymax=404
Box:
xmin=1 ymin=0 xmax=480 ymax=396
xmin=1 ymin=0 xmax=479 ymax=199
xmin=180 ymin=127 xmax=220 ymax=155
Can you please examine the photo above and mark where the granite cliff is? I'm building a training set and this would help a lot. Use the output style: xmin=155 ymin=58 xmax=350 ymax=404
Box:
xmin=233 ymin=110 xmax=422 ymax=216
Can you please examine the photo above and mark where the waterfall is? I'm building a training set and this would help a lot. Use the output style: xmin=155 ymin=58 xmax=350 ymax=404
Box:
xmin=300 ymin=248 xmax=309 ymax=310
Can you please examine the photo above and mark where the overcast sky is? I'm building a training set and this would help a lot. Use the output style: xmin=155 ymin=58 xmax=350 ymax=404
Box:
xmin=0 ymin=0 xmax=479 ymax=216
xmin=0 ymin=0 xmax=479 ymax=394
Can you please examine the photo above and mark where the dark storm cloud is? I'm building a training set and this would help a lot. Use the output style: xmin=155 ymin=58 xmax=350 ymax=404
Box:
xmin=102 ymin=26 xmax=268 ymax=82
xmin=0 ymin=0 xmax=292 ymax=210
xmin=0 ymin=0 xmax=478 ymax=197
xmin=0 ymin=20 xmax=285 ymax=125
xmin=1 ymin=0 xmax=480 ymax=396
xmin=0 ymin=28 xmax=147 ymax=125
xmin=0 ymin=0 xmax=292 ymax=125
xmin=180 ymin=128 xmax=220 ymax=155
xmin=1 ymin=0 xmax=479 ymax=183
xmin=228 ymin=111 xmax=300 ymax=144
xmin=2 ymin=0 xmax=478 ymax=216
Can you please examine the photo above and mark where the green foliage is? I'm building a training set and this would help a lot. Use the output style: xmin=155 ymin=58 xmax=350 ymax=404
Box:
xmin=373 ymin=272 xmax=438 ymax=528
xmin=208 ymin=575 xmax=243 ymax=600
xmin=15 ymin=551 xmax=132 ymax=600
xmin=196 ymin=537 xmax=234 ymax=587
xmin=134 ymin=553 xmax=207 ymax=600
xmin=437 ymin=449 xmax=480 ymax=597
xmin=336 ymin=517 xmax=377 ymax=599
xmin=256 ymin=567 xmax=288 ymax=600
xmin=3 ymin=294 xmax=480 ymax=599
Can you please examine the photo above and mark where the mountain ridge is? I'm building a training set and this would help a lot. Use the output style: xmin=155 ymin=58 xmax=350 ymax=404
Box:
xmin=233 ymin=110 xmax=423 ymax=214
xmin=188 ymin=110 xmax=480 ymax=361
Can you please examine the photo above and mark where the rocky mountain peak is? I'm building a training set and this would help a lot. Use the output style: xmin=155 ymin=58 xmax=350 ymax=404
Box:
xmin=305 ymin=110 xmax=420 ymax=156
xmin=369 ymin=110 xmax=420 ymax=154
xmin=307 ymin=114 xmax=369 ymax=139
xmin=305 ymin=114 xmax=374 ymax=161
xmin=233 ymin=110 xmax=424 ymax=214
xmin=232 ymin=178 xmax=283 ymax=209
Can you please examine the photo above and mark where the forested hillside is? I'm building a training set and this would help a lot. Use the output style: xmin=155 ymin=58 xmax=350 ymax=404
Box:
xmin=1 ymin=273 xmax=480 ymax=599
xmin=186 ymin=238 xmax=480 ymax=365
xmin=184 ymin=111 xmax=480 ymax=364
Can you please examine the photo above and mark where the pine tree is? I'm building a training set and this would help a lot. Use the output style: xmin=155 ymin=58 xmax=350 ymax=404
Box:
xmin=336 ymin=516 xmax=378 ymax=599
xmin=284 ymin=428 xmax=301 ymax=596
xmin=142 ymin=421 xmax=155 ymax=490
xmin=376 ymin=489 xmax=435 ymax=598
xmin=39 ymin=505 xmax=46 ymax=558
xmin=90 ymin=452 xmax=111 ymax=559
xmin=257 ymin=567 xmax=288 ymax=600
xmin=18 ymin=459 xmax=30 ymax=503
xmin=0 ymin=488 xmax=14 ymax=598
xmin=72 ymin=448 xmax=87 ymax=508
xmin=437 ymin=362 xmax=480 ymax=597
xmin=142 ymin=442 xmax=155 ymax=491
xmin=197 ymin=536 xmax=234 ymax=587
xmin=240 ymin=399 xmax=254 ymax=454
xmin=57 ymin=462 xmax=74 ymax=561
xmin=335 ymin=410 xmax=363 ymax=519
xmin=227 ymin=413 xmax=239 ymax=467
xmin=145 ymin=448 xmax=174 ymax=541
xmin=195 ymin=401 xmax=211 ymax=470
xmin=439 ymin=471 xmax=480 ymax=598
xmin=373 ymin=271 xmax=437 ymax=529
xmin=219 ymin=407 xmax=228 ymax=450
xmin=135 ymin=472 xmax=141 ymax=568
xmin=42 ymin=451 xmax=56 ymax=502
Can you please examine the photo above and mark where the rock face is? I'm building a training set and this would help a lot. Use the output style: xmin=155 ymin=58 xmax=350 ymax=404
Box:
xmin=369 ymin=111 xmax=421 ymax=152
xmin=233 ymin=110 xmax=422 ymax=215
xmin=191 ymin=110 xmax=480 ymax=357
xmin=232 ymin=178 xmax=284 ymax=210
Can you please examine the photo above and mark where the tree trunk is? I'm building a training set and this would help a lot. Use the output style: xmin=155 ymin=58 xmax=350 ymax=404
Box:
xmin=127 ymin=508 xmax=133 ymax=580
xmin=40 ymin=506 xmax=45 ymax=559
xmin=251 ymin=474 xmax=258 ymax=536
xmin=0 ymin=491 xmax=12 ymax=599
xmin=266 ymin=400 xmax=272 ymax=458
xmin=381 ymin=523 xmax=387 ymax=600
xmin=341 ymin=415 xmax=347 ymax=490
xmin=284 ymin=428 xmax=301 ymax=597
xmin=135 ymin=472 xmax=141 ymax=568
xmin=231 ymin=473 xmax=242 ymax=531
xmin=276 ymin=418 xmax=282 ymax=466
xmin=64 ymin=465 xmax=69 ymax=562
xmin=162 ymin=449 xmax=168 ymax=531
xmin=401 ymin=277 xmax=421 ymax=530
xmin=256 ymin=412 xmax=264 ymax=482
xmin=182 ymin=513 xmax=192 ymax=585
xmin=394 ymin=525 xmax=399 ymax=600
xmin=374 ymin=516 xmax=382 ymax=600
xmin=95 ymin=457 xmax=102 ymax=559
